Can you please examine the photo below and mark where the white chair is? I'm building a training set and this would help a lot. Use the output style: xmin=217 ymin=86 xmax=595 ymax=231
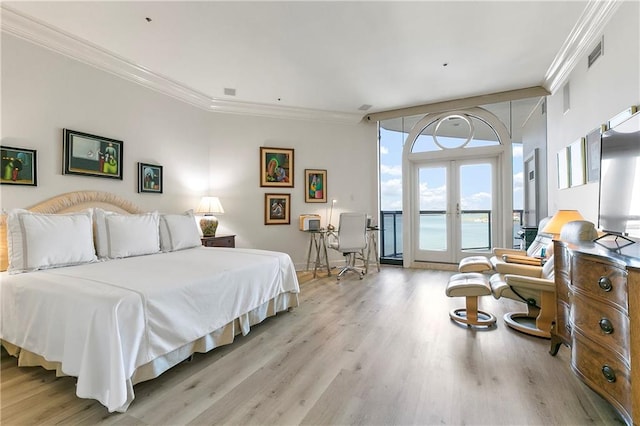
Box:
xmin=328 ymin=212 xmax=368 ymax=280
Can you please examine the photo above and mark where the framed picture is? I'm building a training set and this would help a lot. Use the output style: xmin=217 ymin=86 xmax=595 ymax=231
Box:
xmin=63 ymin=129 xmax=123 ymax=179
xmin=557 ymin=147 xmax=569 ymax=189
xmin=304 ymin=169 xmax=327 ymax=203
xmin=585 ymin=126 xmax=603 ymax=183
xmin=569 ymin=137 xmax=586 ymax=187
xmin=265 ymin=193 xmax=291 ymax=225
xmin=138 ymin=162 xmax=163 ymax=193
xmin=0 ymin=146 xmax=37 ymax=186
xmin=260 ymin=147 xmax=294 ymax=187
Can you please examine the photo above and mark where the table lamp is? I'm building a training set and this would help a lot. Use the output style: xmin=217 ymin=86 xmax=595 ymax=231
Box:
xmin=542 ymin=209 xmax=584 ymax=236
xmin=195 ymin=196 xmax=225 ymax=237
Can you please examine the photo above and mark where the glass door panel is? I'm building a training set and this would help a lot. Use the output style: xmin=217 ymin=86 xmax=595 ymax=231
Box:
xmin=416 ymin=165 xmax=452 ymax=263
xmin=459 ymin=163 xmax=493 ymax=252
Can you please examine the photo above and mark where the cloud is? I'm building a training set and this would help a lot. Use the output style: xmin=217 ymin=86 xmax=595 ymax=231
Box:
xmin=380 ymin=178 xmax=403 ymax=210
xmin=513 ymin=171 xmax=524 ymax=210
xmin=380 ymin=164 xmax=402 ymax=176
xmin=380 ymin=146 xmax=389 ymax=155
xmin=461 ymin=192 xmax=492 ymax=210
xmin=418 ymin=182 xmax=446 ymax=210
xmin=513 ymin=171 xmax=524 ymax=190
xmin=512 ymin=144 xmax=523 ymax=158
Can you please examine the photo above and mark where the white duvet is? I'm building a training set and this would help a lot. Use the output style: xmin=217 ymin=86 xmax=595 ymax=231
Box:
xmin=0 ymin=247 xmax=300 ymax=412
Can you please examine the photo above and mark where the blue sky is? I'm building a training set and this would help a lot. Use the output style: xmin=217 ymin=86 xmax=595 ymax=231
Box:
xmin=380 ymin=128 xmax=524 ymax=211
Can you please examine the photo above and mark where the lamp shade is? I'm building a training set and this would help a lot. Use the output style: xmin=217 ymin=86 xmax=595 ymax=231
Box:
xmin=195 ymin=196 xmax=224 ymax=215
xmin=541 ymin=210 xmax=584 ymax=235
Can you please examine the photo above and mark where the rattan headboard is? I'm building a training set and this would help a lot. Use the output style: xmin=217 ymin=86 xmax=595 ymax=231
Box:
xmin=0 ymin=191 xmax=144 ymax=271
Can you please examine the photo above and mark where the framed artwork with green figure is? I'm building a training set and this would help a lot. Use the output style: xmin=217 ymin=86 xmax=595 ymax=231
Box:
xmin=305 ymin=169 xmax=327 ymax=203
xmin=63 ymin=129 xmax=123 ymax=180
xmin=260 ymin=147 xmax=294 ymax=188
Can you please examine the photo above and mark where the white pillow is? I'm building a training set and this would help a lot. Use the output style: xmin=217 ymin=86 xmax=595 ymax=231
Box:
xmin=159 ymin=210 xmax=202 ymax=252
xmin=94 ymin=209 xmax=160 ymax=259
xmin=7 ymin=209 xmax=97 ymax=274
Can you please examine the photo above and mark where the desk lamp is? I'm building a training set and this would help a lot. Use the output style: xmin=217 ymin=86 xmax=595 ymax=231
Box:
xmin=196 ymin=196 xmax=225 ymax=237
xmin=327 ymin=199 xmax=337 ymax=231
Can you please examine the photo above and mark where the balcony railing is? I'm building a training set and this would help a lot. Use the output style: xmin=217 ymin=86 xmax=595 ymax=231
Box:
xmin=379 ymin=209 xmax=524 ymax=263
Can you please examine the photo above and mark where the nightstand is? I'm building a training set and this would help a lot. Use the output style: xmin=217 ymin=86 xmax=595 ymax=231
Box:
xmin=201 ymin=235 xmax=236 ymax=248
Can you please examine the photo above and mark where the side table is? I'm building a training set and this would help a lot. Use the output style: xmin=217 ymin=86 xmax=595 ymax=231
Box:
xmin=201 ymin=235 xmax=236 ymax=248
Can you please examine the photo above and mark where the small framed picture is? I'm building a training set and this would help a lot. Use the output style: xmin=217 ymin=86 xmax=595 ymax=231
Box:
xmin=63 ymin=129 xmax=123 ymax=179
xmin=569 ymin=137 xmax=586 ymax=187
xmin=304 ymin=169 xmax=327 ymax=203
xmin=265 ymin=193 xmax=291 ymax=225
xmin=557 ymin=147 xmax=569 ymax=189
xmin=138 ymin=162 xmax=163 ymax=193
xmin=260 ymin=147 xmax=294 ymax=187
xmin=585 ymin=126 xmax=603 ymax=183
xmin=0 ymin=146 xmax=37 ymax=186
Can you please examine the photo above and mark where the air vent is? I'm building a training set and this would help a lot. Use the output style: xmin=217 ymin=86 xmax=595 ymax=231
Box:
xmin=224 ymin=88 xmax=236 ymax=96
xmin=358 ymin=104 xmax=372 ymax=111
xmin=588 ymin=36 xmax=604 ymax=68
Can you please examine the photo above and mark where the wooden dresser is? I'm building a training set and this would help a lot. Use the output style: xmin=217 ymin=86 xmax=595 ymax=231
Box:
xmin=552 ymin=240 xmax=640 ymax=425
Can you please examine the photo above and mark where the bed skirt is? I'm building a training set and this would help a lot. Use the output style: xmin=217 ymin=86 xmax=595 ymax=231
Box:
xmin=2 ymin=290 xmax=298 ymax=399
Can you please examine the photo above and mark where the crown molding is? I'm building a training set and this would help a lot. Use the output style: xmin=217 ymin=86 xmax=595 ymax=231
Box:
xmin=544 ymin=0 xmax=622 ymax=94
xmin=1 ymin=5 xmax=364 ymax=124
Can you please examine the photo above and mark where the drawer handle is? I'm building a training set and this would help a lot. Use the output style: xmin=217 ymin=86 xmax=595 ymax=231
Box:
xmin=598 ymin=276 xmax=612 ymax=292
xmin=599 ymin=318 xmax=614 ymax=334
xmin=602 ymin=365 xmax=616 ymax=383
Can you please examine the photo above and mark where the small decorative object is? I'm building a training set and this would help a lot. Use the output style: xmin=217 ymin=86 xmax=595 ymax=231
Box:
xmin=265 ymin=193 xmax=291 ymax=225
xmin=195 ymin=196 xmax=225 ymax=236
xmin=63 ymin=129 xmax=123 ymax=179
xmin=569 ymin=137 xmax=586 ymax=187
xmin=0 ymin=146 xmax=37 ymax=186
xmin=138 ymin=162 xmax=163 ymax=193
xmin=327 ymin=199 xmax=337 ymax=231
xmin=260 ymin=147 xmax=294 ymax=187
xmin=304 ymin=169 xmax=327 ymax=203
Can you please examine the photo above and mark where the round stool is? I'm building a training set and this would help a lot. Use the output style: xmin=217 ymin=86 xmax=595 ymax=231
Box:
xmin=446 ymin=272 xmax=496 ymax=327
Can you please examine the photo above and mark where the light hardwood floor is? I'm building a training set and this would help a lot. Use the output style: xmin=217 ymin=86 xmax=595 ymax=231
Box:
xmin=1 ymin=266 xmax=625 ymax=425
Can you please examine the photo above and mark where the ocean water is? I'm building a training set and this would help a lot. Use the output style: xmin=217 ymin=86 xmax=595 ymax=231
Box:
xmin=382 ymin=214 xmax=520 ymax=255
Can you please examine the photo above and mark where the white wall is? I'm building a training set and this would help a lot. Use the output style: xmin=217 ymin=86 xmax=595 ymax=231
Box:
xmin=0 ymin=34 xmax=377 ymax=269
xmin=546 ymin=1 xmax=639 ymax=225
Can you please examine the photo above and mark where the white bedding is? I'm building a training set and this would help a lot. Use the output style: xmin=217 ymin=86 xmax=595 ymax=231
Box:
xmin=0 ymin=246 xmax=299 ymax=412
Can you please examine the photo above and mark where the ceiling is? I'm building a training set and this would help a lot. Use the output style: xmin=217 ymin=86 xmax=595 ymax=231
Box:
xmin=2 ymin=1 xmax=615 ymax=122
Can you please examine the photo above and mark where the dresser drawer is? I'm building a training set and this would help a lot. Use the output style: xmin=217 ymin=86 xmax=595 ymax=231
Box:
xmin=571 ymin=254 xmax=628 ymax=312
xmin=571 ymin=292 xmax=630 ymax=362
xmin=554 ymin=243 xmax=572 ymax=305
xmin=571 ymin=331 xmax=631 ymax=421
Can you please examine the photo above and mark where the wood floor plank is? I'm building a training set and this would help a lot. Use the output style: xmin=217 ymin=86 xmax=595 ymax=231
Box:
xmin=1 ymin=267 xmax=626 ymax=425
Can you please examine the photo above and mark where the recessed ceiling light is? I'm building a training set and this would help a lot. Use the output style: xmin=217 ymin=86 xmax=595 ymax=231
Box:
xmin=224 ymin=88 xmax=236 ymax=96
xmin=358 ymin=104 xmax=372 ymax=111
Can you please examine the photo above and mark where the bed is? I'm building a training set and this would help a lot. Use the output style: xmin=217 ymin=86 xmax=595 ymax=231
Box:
xmin=0 ymin=191 xmax=300 ymax=413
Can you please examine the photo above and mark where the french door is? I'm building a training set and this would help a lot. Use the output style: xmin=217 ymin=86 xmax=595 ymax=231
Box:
xmin=414 ymin=157 xmax=496 ymax=264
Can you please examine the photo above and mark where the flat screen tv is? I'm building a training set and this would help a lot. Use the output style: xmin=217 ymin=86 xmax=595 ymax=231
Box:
xmin=598 ymin=111 xmax=640 ymax=242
